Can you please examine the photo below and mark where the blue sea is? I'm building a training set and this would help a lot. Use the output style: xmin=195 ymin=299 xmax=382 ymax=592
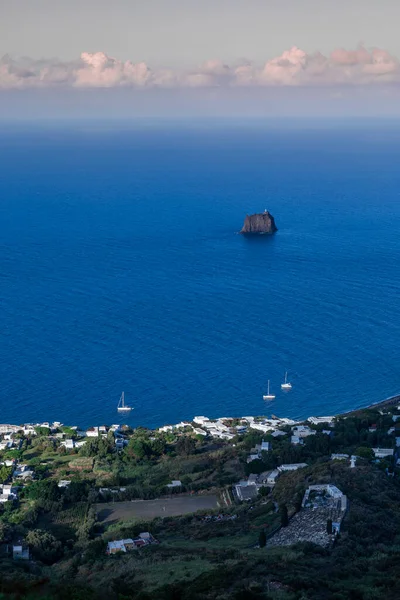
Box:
xmin=1 ymin=119 xmax=400 ymax=429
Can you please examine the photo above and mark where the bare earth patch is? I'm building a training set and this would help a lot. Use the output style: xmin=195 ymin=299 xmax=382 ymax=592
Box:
xmin=96 ymin=494 xmax=219 ymax=523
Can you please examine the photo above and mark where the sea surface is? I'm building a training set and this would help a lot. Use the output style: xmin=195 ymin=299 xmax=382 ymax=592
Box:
xmin=1 ymin=119 xmax=400 ymax=429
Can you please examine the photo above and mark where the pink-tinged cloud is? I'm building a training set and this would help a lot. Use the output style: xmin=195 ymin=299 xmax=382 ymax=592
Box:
xmin=1 ymin=45 xmax=400 ymax=90
xmin=330 ymin=47 xmax=372 ymax=65
xmin=261 ymin=47 xmax=308 ymax=85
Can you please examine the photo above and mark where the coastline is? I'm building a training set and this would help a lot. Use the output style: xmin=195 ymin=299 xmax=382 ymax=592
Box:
xmin=341 ymin=393 xmax=400 ymax=418
xmin=2 ymin=392 xmax=400 ymax=436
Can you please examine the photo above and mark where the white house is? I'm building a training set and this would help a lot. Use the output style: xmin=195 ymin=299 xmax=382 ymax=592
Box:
xmin=193 ymin=428 xmax=207 ymax=436
xmin=166 ymin=480 xmax=182 ymax=488
xmin=266 ymin=470 xmax=280 ymax=485
xmin=291 ymin=435 xmax=303 ymax=446
xmin=61 ymin=439 xmax=75 ymax=450
xmin=308 ymin=416 xmax=335 ymax=426
xmin=331 ymin=453 xmax=350 ymax=460
xmin=271 ymin=430 xmax=287 ymax=438
xmin=235 ymin=484 xmax=258 ymax=501
xmin=86 ymin=427 xmax=99 ymax=437
xmin=107 ymin=540 xmax=128 ymax=554
xmin=292 ymin=426 xmax=316 ymax=439
xmin=0 ymin=484 xmax=17 ymax=503
xmin=13 ymin=545 xmax=30 ymax=560
xmin=0 ymin=425 xmax=21 ymax=434
xmin=277 ymin=463 xmax=308 ymax=472
xmin=175 ymin=422 xmax=193 ymax=430
xmin=158 ymin=425 xmax=174 ymax=433
xmin=250 ymin=423 xmax=274 ymax=434
xmin=58 ymin=480 xmax=71 ymax=488
xmin=193 ymin=416 xmax=210 ymax=426
xmin=373 ymin=448 xmax=394 ymax=458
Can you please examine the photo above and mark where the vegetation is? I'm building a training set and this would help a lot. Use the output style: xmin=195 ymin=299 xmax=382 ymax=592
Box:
xmin=1 ymin=405 xmax=400 ymax=598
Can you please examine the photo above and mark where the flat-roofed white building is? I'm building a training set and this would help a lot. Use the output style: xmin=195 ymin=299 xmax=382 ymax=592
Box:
xmin=308 ymin=416 xmax=335 ymax=426
xmin=278 ymin=463 xmax=308 ymax=472
xmin=373 ymin=448 xmax=394 ymax=458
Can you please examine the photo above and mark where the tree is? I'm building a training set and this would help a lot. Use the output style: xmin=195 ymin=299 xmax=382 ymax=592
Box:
xmin=127 ymin=437 xmax=152 ymax=460
xmin=355 ymin=446 xmax=374 ymax=460
xmin=151 ymin=437 xmax=166 ymax=457
xmin=61 ymin=426 xmax=78 ymax=439
xmin=79 ymin=437 xmax=112 ymax=458
xmin=25 ymin=529 xmax=63 ymax=564
xmin=0 ymin=521 xmax=12 ymax=543
xmin=176 ymin=436 xmax=196 ymax=457
xmin=258 ymin=530 xmax=266 ymax=548
xmin=0 ymin=466 xmax=12 ymax=484
xmin=327 ymin=518 xmax=333 ymax=535
xmin=34 ymin=426 xmax=50 ymax=437
xmin=280 ymin=504 xmax=289 ymax=527
xmin=24 ymin=480 xmax=61 ymax=503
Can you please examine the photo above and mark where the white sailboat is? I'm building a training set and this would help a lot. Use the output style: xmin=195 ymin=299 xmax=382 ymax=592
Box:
xmin=117 ymin=391 xmax=132 ymax=413
xmin=263 ymin=380 xmax=275 ymax=400
xmin=281 ymin=371 xmax=292 ymax=390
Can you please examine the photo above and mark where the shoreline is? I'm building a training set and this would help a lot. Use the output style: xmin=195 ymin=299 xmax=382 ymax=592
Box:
xmin=2 ymin=393 xmax=400 ymax=435
xmin=341 ymin=393 xmax=400 ymax=417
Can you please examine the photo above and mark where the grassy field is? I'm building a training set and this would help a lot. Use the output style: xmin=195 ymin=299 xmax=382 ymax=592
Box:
xmin=96 ymin=494 xmax=219 ymax=524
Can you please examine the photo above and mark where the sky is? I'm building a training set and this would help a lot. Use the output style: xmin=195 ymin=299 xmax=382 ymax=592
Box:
xmin=2 ymin=0 xmax=400 ymax=65
xmin=1 ymin=0 xmax=400 ymax=118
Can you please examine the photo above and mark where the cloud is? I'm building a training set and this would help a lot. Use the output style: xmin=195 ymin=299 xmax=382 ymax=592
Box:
xmin=0 ymin=45 xmax=399 ymax=90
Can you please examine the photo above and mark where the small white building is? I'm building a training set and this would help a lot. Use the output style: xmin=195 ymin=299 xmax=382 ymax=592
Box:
xmin=158 ymin=425 xmax=174 ymax=433
xmin=277 ymin=463 xmax=308 ymax=472
xmin=13 ymin=465 xmax=34 ymax=480
xmin=250 ymin=423 xmax=274 ymax=434
xmin=291 ymin=435 xmax=303 ymax=446
xmin=13 ymin=545 xmax=30 ymax=560
xmin=175 ymin=422 xmax=193 ymax=430
xmin=193 ymin=428 xmax=207 ymax=436
xmin=61 ymin=439 xmax=75 ymax=450
xmin=331 ymin=453 xmax=350 ymax=460
xmin=308 ymin=416 xmax=335 ymax=426
xmin=193 ymin=416 xmax=210 ymax=426
xmin=266 ymin=470 xmax=280 ymax=485
xmin=271 ymin=430 xmax=287 ymax=438
xmin=86 ymin=427 xmax=99 ymax=437
xmin=107 ymin=540 xmax=128 ymax=554
xmin=166 ymin=480 xmax=182 ymax=488
xmin=234 ymin=483 xmax=258 ymax=501
xmin=292 ymin=426 xmax=316 ymax=439
xmin=58 ymin=480 xmax=71 ymax=488
xmin=373 ymin=448 xmax=394 ymax=458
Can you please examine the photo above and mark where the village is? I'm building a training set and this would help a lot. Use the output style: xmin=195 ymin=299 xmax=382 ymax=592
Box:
xmin=0 ymin=399 xmax=399 ymax=570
